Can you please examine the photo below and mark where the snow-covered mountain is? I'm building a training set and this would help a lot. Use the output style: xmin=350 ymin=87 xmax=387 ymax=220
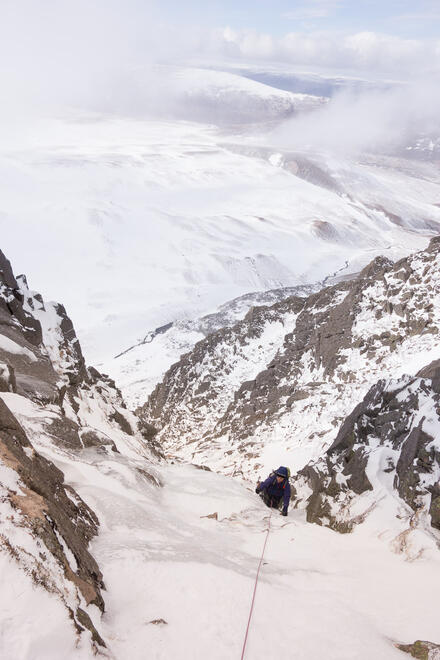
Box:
xmin=160 ymin=66 xmax=326 ymax=123
xmin=2 ymin=235 xmax=440 ymax=657
xmin=94 ymin=133 xmax=440 ymax=389
xmin=140 ymin=238 xmax=440 ymax=479
xmin=107 ymin=283 xmax=318 ymax=408
xmin=2 ymin=65 xmax=440 ymax=370
xmin=3 ymin=62 xmax=440 ymax=659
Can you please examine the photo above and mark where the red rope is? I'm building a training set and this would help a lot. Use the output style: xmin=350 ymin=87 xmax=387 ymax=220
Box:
xmin=240 ymin=508 xmax=273 ymax=660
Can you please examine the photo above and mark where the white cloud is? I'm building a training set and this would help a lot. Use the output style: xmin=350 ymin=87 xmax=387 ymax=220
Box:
xmin=1 ymin=0 xmax=439 ymax=126
xmin=219 ymin=28 xmax=440 ymax=78
xmin=283 ymin=8 xmax=333 ymax=20
xmin=0 ymin=0 xmax=166 ymax=118
xmin=270 ymin=79 xmax=440 ymax=156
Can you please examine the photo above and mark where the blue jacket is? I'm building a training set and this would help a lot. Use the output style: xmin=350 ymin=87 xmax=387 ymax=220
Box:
xmin=258 ymin=474 xmax=291 ymax=511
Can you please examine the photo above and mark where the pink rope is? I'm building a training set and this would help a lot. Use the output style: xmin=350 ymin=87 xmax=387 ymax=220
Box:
xmin=240 ymin=508 xmax=273 ymax=660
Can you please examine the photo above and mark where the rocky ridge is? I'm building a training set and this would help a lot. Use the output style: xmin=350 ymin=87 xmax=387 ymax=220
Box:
xmin=290 ymin=364 xmax=440 ymax=539
xmin=108 ymin=282 xmax=319 ymax=409
xmin=0 ymin=249 xmax=159 ymax=651
xmin=141 ymin=294 xmax=306 ymax=456
xmin=141 ymin=238 xmax=440 ymax=481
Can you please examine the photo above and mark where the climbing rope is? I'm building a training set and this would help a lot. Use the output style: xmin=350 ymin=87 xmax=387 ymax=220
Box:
xmin=240 ymin=507 xmax=273 ymax=660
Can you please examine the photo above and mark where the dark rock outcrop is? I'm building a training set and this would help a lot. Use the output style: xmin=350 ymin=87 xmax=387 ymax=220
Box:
xmin=290 ymin=365 xmax=440 ymax=533
xmin=0 ymin=251 xmax=42 ymax=346
xmin=0 ymin=259 xmax=60 ymax=403
xmin=0 ymin=247 xmax=159 ymax=651
xmin=110 ymin=409 xmax=134 ymax=436
xmin=397 ymin=640 xmax=440 ymax=659
xmin=0 ymin=397 xmax=105 ymax=644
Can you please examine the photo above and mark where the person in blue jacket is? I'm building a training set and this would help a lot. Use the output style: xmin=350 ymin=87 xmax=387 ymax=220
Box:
xmin=256 ymin=466 xmax=291 ymax=516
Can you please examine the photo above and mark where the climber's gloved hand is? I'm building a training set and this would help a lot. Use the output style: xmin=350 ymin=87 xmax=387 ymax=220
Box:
xmin=281 ymin=509 xmax=288 ymax=517
xmin=255 ymin=487 xmax=260 ymax=494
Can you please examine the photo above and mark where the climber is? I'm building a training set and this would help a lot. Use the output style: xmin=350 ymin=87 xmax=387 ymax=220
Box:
xmin=256 ymin=466 xmax=291 ymax=516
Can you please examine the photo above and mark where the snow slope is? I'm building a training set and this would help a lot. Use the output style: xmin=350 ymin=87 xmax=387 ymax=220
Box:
xmin=1 ymin=102 xmax=439 ymax=372
xmin=163 ymin=65 xmax=325 ymax=123
xmin=2 ymin=387 xmax=440 ymax=659
xmin=72 ymin=462 xmax=440 ymax=660
xmin=1 ymin=242 xmax=440 ymax=658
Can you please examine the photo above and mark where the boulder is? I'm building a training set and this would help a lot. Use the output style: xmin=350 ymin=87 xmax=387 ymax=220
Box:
xmin=397 ymin=640 xmax=440 ymax=659
xmin=0 ymin=361 xmax=16 ymax=393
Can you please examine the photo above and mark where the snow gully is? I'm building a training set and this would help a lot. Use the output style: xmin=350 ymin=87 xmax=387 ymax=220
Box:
xmin=240 ymin=508 xmax=273 ymax=660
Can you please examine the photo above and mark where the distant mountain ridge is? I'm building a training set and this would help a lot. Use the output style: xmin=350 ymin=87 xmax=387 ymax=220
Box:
xmin=140 ymin=238 xmax=440 ymax=487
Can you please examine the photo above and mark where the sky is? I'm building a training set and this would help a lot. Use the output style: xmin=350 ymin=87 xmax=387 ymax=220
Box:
xmin=0 ymin=1 xmax=439 ymax=145
xmin=159 ymin=0 xmax=440 ymax=40
xmin=1 ymin=0 xmax=439 ymax=95
xmin=0 ymin=1 xmax=438 ymax=168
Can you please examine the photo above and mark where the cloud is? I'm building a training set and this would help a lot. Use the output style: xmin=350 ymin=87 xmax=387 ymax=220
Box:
xmin=219 ymin=28 xmax=440 ymax=78
xmin=0 ymin=0 xmax=439 ymax=130
xmin=270 ymin=79 xmax=440 ymax=156
xmin=0 ymin=0 xmax=168 ymax=118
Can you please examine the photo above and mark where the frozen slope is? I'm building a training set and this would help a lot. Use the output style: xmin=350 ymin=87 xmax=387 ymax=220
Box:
xmin=3 ymin=392 xmax=439 ymax=660
xmin=80 ymin=463 xmax=440 ymax=660
xmin=2 ymin=111 xmax=440 ymax=372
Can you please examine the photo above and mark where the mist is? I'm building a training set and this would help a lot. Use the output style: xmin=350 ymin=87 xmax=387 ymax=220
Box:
xmin=1 ymin=1 xmax=440 ymax=159
xmin=0 ymin=0 xmax=183 ymax=122
xmin=271 ymin=79 xmax=440 ymax=156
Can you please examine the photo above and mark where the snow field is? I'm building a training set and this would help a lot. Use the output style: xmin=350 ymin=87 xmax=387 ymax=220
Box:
xmin=1 ymin=111 xmax=438 ymax=369
xmin=1 ymin=381 xmax=440 ymax=658
xmin=0 ymin=555 xmax=94 ymax=660
xmin=49 ymin=455 xmax=440 ymax=659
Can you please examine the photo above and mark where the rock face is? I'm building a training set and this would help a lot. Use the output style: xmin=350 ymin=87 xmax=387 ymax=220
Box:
xmin=0 ymin=398 xmax=104 ymax=644
xmin=140 ymin=237 xmax=440 ymax=477
xmin=17 ymin=274 xmax=88 ymax=386
xmin=141 ymin=294 xmax=305 ymax=460
xmin=0 ymin=252 xmax=58 ymax=402
xmin=0 ymin=263 xmax=153 ymax=457
xmin=0 ymin=250 xmax=42 ymax=346
xmin=0 ymin=248 xmax=159 ymax=651
xmin=290 ymin=367 xmax=440 ymax=534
